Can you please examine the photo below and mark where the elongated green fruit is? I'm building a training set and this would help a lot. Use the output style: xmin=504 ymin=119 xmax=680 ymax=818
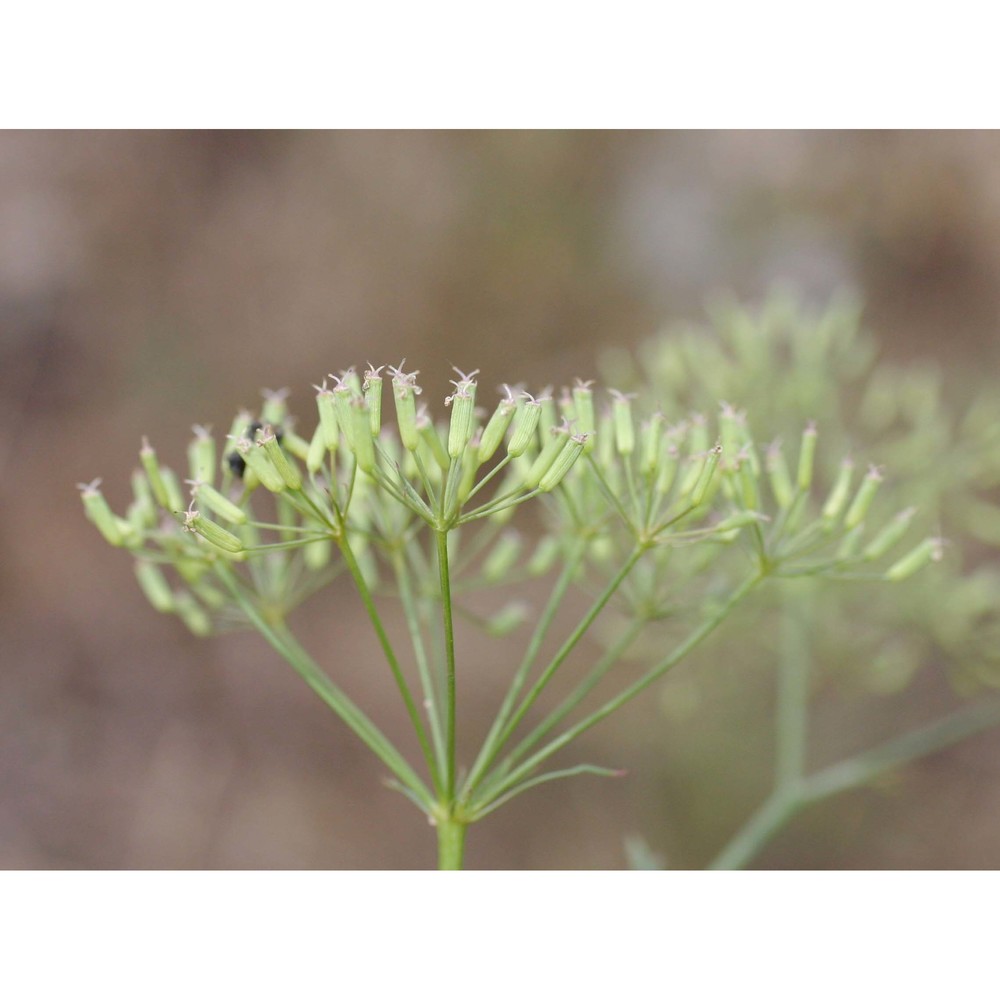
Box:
xmin=885 ymin=537 xmax=944 ymax=581
xmin=183 ymin=510 xmax=244 ymax=553
xmin=192 ymin=482 xmax=247 ymax=525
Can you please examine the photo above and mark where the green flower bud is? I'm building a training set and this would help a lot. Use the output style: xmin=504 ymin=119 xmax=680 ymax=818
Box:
xmin=187 ymin=425 xmax=216 ymax=485
xmin=765 ymin=441 xmax=794 ymax=510
xmin=260 ymin=427 xmax=303 ymax=490
xmin=539 ymin=433 xmax=587 ymax=492
xmin=609 ymin=389 xmax=636 ymax=456
xmin=863 ymin=507 xmax=917 ymax=561
xmin=183 ymin=509 xmax=245 ymax=553
xmin=78 ymin=479 xmax=125 ymax=546
xmin=885 ymin=537 xmax=944 ymax=582
xmin=483 ymin=531 xmax=523 ymax=582
xmin=844 ymin=464 xmax=883 ymax=530
xmin=796 ymin=422 xmax=817 ymax=492
xmin=477 ymin=386 xmax=518 ymax=463
xmin=508 ymin=393 xmax=543 ymax=458
xmin=134 ymin=560 xmax=174 ymax=613
xmin=822 ymin=458 xmax=855 ymax=523
xmin=190 ymin=481 xmax=247 ymax=525
xmin=363 ymin=365 xmax=384 ymax=436
xmin=446 ymin=368 xmax=478 ymax=459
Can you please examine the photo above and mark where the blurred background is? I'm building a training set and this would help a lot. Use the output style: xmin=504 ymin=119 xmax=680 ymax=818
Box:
xmin=3 ymin=130 xmax=1000 ymax=869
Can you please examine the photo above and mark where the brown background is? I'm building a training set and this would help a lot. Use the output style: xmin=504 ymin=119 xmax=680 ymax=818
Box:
xmin=3 ymin=131 xmax=1000 ymax=869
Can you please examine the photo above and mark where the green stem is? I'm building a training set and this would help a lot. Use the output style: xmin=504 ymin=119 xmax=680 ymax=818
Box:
xmin=499 ymin=615 xmax=646 ymax=772
xmin=436 ymin=815 xmax=467 ymax=870
xmin=461 ymin=536 xmax=588 ymax=799
xmin=474 ymin=571 xmax=763 ymax=812
xmin=775 ymin=584 xmax=812 ymax=789
xmin=338 ymin=533 xmax=442 ymax=796
xmin=436 ymin=530 xmax=458 ymax=800
xmin=391 ymin=547 xmax=447 ymax=782
xmin=215 ymin=564 xmax=433 ymax=809
xmin=707 ymin=792 xmax=799 ymax=871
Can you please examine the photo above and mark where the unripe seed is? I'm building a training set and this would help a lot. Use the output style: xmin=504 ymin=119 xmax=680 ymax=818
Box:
xmin=184 ymin=509 xmax=244 ymax=553
xmin=885 ymin=537 xmax=944 ymax=581
xmin=609 ymin=390 xmax=636 ymax=456
xmin=486 ymin=601 xmax=529 ymax=636
xmin=160 ymin=467 xmax=186 ymax=514
xmin=822 ymin=458 xmax=855 ymax=523
xmin=639 ymin=413 xmax=664 ymax=476
xmin=446 ymin=369 xmax=478 ymax=459
xmin=796 ymin=422 xmax=818 ymax=491
xmin=766 ymin=441 xmax=794 ymax=509
xmin=508 ymin=394 xmax=543 ymax=457
xmin=260 ymin=428 xmax=303 ymax=490
xmin=140 ymin=437 xmax=170 ymax=508
xmin=539 ymin=433 xmax=587 ymax=492
xmin=689 ymin=444 xmax=723 ymax=507
xmin=280 ymin=428 xmax=311 ymax=463
xmin=173 ymin=590 xmax=212 ymax=637
xmin=187 ymin=425 xmax=216 ymax=485
xmin=306 ymin=423 xmax=326 ymax=474
xmin=390 ymin=365 xmax=422 ymax=452
xmin=483 ymin=531 xmax=523 ymax=581
xmin=528 ymin=535 xmax=561 ymax=575
xmin=572 ymin=379 xmax=596 ymax=453
xmin=363 ymin=365 xmax=384 ymax=436
xmin=78 ymin=479 xmax=125 ymax=546
xmin=236 ymin=438 xmax=285 ymax=493
xmin=863 ymin=507 xmax=917 ymax=561
xmin=538 ymin=388 xmax=557 ymax=440
xmin=477 ymin=386 xmax=518 ymax=463
xmin=261 ymin=387 xmax=290 ymax=426
xmin=524 ymin=424 xmax=571 ymax=491
xmin=191 ymin=481 xmax=247 ymax=525
xmin=134 ymin=560 xmax=174 ymax=613
xmin=844 ymin=464 xmax=883 ymax=530
xmin=314 ymin=382 xmax=340 ymax=450
xmin=348 ymin=399 xmax=377 ymax=474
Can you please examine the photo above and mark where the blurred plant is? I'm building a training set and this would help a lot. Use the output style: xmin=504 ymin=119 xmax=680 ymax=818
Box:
xmin=82 ymin=345 xmax=948 ymax=869
xmin=603 ymin=289 xmax=1000 ymax=868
